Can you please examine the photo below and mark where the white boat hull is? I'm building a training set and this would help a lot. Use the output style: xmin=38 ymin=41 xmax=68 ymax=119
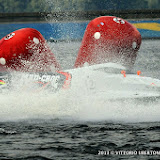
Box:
xmin=66 ymin=63 xmax=160 ymax=100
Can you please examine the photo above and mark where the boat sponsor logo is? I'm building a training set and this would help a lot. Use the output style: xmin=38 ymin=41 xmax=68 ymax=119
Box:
xmin=0 ymin=72 xmax=72 ymax=93
xmin=22 ymin=73 xmax=61 ymax=89
xmin=0 ymin=80 xmax=6 ymax=85
xmin=56 ymin=71 xmax=72 ymax=89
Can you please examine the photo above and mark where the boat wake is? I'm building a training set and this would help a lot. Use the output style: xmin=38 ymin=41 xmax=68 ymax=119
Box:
xmin=0 ymin=71 xmax=160 ymax=123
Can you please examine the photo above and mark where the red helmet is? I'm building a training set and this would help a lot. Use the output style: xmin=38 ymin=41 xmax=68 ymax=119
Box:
xmin=0 ymin=28 xmax=60 ymax=72
xmin=74 ymin=16 xmax=141 ymax=68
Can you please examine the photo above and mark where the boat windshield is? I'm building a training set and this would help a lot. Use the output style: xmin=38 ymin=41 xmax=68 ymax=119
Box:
xmin=92 ymin=63 xmax=130 ymax=74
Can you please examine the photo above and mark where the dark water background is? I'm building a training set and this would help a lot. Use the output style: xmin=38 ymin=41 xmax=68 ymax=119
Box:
xmin=0 ymin=40 xmax=160 ymax=160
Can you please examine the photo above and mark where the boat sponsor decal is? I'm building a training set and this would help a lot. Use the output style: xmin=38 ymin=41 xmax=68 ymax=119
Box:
xmin=20 ymin=72 xmax=67 ymax=91
xmin=56 ymin=71 xmax=72 ymax=89
xmin=0 ymin=80 xmax=6 ymax=85
xmin=0 ymin=71 xmax=71 ymax=93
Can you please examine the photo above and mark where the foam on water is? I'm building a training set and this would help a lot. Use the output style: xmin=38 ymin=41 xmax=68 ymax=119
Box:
xmin=0 ymin=71 xmax=160 ymax=123
xmin=1 ymin=39 xmax=160 ymax=123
